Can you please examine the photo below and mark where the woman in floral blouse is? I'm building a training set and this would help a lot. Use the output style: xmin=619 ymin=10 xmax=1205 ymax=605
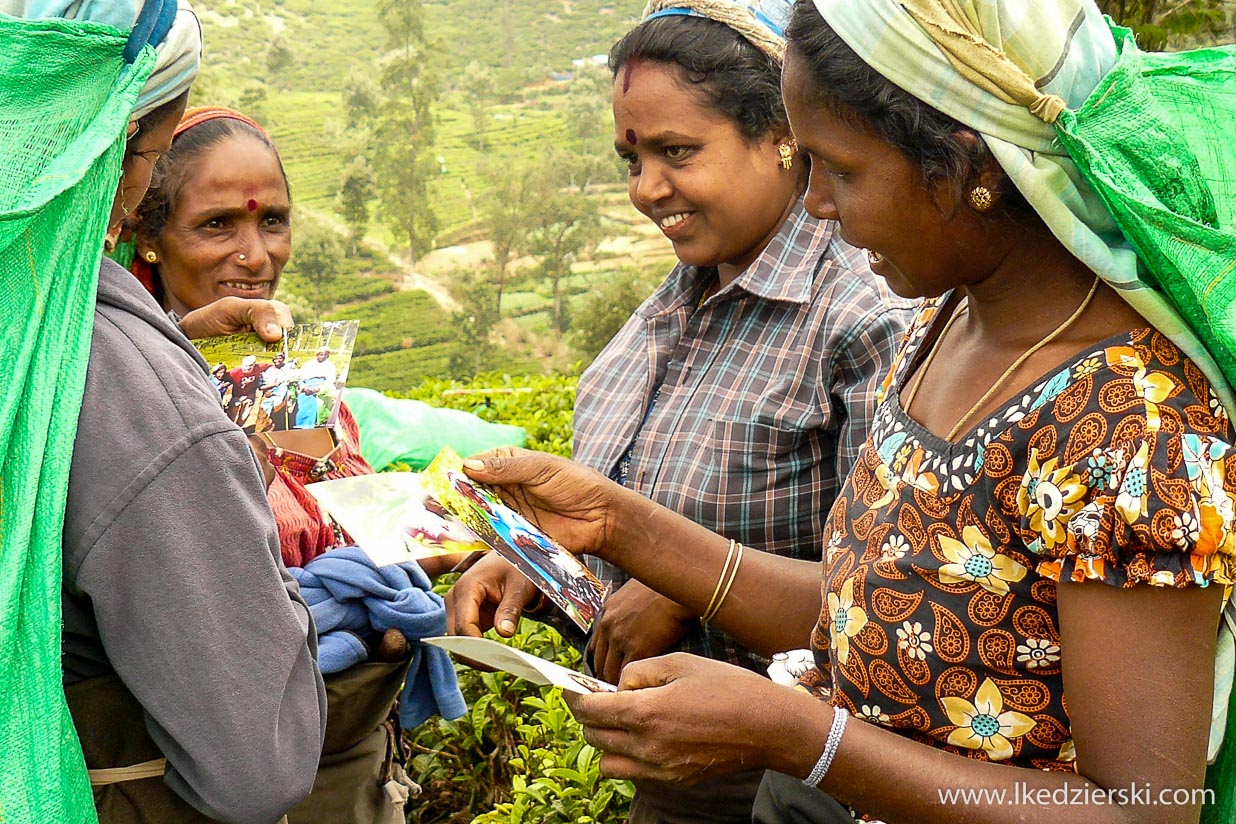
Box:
xmin=447 ymin=0 xmax=1236 ymax=821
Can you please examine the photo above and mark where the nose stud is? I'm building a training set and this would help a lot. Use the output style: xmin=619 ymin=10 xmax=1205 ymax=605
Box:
xmin=237 ymin=253 xmax=247 ymax=261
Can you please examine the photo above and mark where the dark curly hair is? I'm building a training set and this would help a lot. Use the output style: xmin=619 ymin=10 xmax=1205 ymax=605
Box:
xmin=609 ymin=14 xmax=787 ymax=141
xmin=785 ymin=0 xmax=1028 ymax=213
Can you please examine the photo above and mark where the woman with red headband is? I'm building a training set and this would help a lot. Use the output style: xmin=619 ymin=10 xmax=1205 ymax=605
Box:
xmin=125 ymin=106 xmax=443 ymax=824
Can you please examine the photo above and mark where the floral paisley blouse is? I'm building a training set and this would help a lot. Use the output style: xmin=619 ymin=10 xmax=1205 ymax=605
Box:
xmin=801 ymin=297 xmax=1236 ymax=772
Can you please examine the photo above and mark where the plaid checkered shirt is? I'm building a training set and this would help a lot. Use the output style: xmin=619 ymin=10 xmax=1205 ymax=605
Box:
xmin=573 ymin=197 xmax=917 ymax=671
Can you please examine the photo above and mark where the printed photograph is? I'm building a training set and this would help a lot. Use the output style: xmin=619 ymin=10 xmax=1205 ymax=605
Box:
xmin=192 ymin=320 xmax=359 ymax=434
xmin=424 ymin=636 xmax=617 ymax=695
xmin=423 ymin=447 xmax=606 ymax=632
xmin=305 ymin=472 xmax=489 ymax=568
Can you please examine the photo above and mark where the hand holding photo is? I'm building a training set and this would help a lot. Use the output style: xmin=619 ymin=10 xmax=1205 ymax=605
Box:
xmin=192 ymin=320 xmax=359 ymax=434
xmin=422 ymin=447 xmax=607 ymax=632
xmin=424 ymin=636 xmax=616 ymax=695
xmin=305 ymin=472 xmax=490 ymax=568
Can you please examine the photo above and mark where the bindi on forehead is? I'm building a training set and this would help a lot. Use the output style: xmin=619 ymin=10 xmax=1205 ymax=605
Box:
xmin=625 ymin=129 xmax=638 ymax=146
xmin=247 ymin=198 xmax=258 ymax=212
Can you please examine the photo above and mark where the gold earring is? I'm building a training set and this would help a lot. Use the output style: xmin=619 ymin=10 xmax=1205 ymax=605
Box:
xmin=778 ymin=143 xmax=794 ymax=170
xmin=144 ymin=251 xmax=158 ymax=264
xmin=969 ymin=185 xmax=994 ymax=212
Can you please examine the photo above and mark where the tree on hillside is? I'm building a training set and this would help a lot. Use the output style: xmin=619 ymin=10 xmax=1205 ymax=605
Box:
xmin=338 ymin=155 xmax=376 ymax=255
xmin=446 ymin=269 xmax=499 ymax=378
xmin=342 ymin=73 xmax=380 ymax=130
xmin=561 ymin=68 xmax=620 ymax=191
xmin=291 ymin=219 xmax=345 ymax=311
xmin=372 ymin=0 xmax=440 ymax=268
xmin=1097 ymin=0 xmax=1227 ymax=48
xmin=524 ymin=180 xmax=602 ymax=335
xmin=570 ymin=267 xmax=658 ymax=362
xmin=480 ymin=163 xmax=538 ymax=319
xmin=461 ymin=61 xmax=496 ymax=150
xmin=267 ymin=37 xmax=293 ymax=88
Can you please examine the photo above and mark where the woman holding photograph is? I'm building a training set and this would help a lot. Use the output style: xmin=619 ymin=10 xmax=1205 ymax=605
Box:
xmin=460 ymin=1 xmax=912 ymax=819
xmin=124 ymin=106 xmax=377 ymax=569
xmin=450 ymin=0 xmax=1236 ymax=821
xmin=123 ymin=105 xmax=451 ymax=824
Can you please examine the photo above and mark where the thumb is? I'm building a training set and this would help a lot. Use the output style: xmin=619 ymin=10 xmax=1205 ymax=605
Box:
xmin=494 ymin=578 xmax=539 ymax=637
xmin=617 ymin=653 xmax=686 ymax=691
xmin=462 ymin=447 xmax=531 ymax=483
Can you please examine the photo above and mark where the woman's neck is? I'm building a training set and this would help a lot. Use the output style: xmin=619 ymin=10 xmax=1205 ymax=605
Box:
xmin=715 ymin=177 xmax=806 ymax=289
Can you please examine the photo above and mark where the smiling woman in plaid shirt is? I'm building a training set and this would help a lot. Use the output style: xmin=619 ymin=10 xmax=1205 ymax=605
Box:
xmin=447 ymin=1 xmax=912 ymax=820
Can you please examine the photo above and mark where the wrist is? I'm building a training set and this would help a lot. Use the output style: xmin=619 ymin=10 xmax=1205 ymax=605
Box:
xmin=600 ymin=484 xmax=658 ymax=565
xmin=766 ymin=687 xmax=838 ymax=780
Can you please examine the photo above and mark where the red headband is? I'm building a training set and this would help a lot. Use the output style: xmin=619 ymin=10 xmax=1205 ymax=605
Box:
xmin=175 ymin=106 xmax=267 ymax=138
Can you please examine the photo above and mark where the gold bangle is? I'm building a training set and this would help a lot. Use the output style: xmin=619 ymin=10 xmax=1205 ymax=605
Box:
xmin=701 ymin=540 xmax=743 ymax=625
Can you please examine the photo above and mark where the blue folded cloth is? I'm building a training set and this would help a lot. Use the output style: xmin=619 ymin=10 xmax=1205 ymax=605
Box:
xmin=290 ymin=545 xmax=467 ymax=727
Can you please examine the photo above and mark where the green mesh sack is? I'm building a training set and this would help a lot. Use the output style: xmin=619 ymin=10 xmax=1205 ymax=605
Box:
xmin=0 ymin=16 xmax=154 ymax=824
xmin=1054 ymin=23 xmax=1236 ymax=823
xmin=1055 ymin=22 xmax=1236 ymax=393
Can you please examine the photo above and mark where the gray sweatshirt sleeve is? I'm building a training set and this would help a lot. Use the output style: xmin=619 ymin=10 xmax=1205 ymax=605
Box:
xmin=71 ymin=423 xmax=327 ymax=823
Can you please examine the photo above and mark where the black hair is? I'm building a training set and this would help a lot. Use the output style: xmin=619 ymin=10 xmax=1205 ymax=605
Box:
xmin=785 ymin=0 xmax=1029 ymax=213
xmin=608 ymin=15 xmax=786 ymax=141
xmin=133 ymin=114 xmax=291 ymax=306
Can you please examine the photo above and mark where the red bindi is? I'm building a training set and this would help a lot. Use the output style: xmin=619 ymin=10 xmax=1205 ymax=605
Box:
xmin=247 ymin=199 xmax=258 ymax=212
xmin=625 ymin=129 xmax=638 ymax=146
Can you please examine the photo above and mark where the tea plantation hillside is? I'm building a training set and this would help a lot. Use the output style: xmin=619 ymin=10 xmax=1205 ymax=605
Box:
xmin=190 ymin=0 xmax=656 ymax=387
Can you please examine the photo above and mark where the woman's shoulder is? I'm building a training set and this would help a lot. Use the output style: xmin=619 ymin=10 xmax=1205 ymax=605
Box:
xmin=1027 ymin=327 xmax=1230 ymax=437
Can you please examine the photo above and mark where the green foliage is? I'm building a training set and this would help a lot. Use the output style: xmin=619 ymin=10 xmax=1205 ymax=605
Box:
xmin=1096 ymin=0 xmax=1228 ymax=49
xmin=460 ymin=61 xmax=497 ymax=150
xmin=396 ymin=375 xmax=629 ymax=823
xmin=401 ymin=371 xmax=578 ymax=456
xmin=569 ymin=266 xmax=660 ymax=362
xmin=374 ymin=0 xmax=441 ymax=262
xmin=338 ymin=155 xmax=377 ymax=251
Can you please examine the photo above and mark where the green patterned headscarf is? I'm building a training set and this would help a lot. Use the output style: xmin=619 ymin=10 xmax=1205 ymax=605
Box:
xmin=809 ymin=0 xmax=1236 ymax=419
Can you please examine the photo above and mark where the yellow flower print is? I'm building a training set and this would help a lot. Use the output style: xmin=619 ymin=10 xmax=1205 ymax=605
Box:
xmin=1105 ymin=345 xmax=1176 ymax=431
xmin=826 ymin=577 xmax=868 ymax=666
xmin=1073 ymin=357 xmax=1102 ymax=379
xmin=943 ymin=678 xmax=1037 ymax=762
xmin=938 ymin=525 xmax=1027 ymax=596
xmin=901 ymin=449 xmax=941 ymax=494
xmin=1133 ymin=368 xmax=1175 ymax=431
xmin=858 ymin=704 xmax=890 ymax=725
xmin=892 ymin=443 xmax=913 ymax=472
xmin=1057 ymin=739 xmax=1077 ymax=763
xmin=880 ymin=534 xmax=910 ymax=561
xmin=1018 ymin=451 xmax=1088 ymax=551
xmin=1114 ymin=441 xmax=1152 ymax=524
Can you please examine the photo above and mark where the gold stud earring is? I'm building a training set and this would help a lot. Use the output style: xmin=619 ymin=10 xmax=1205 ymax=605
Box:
xmin=969 ymin=185 xmax=994 ymax=212
xmin=144 ymin=251 xmax=158 ymax=264
xmin=778 ymin=143 xmax=794 ymax=170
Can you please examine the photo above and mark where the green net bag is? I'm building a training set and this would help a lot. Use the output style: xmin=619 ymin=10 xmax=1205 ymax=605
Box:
xmin=1054 ymin=23 xmax=1236 ymax=823
xmin=0 ymin=15 xmax=154 ymax=824
xmin=1055 ymin=23 xmax=1236 ymax=394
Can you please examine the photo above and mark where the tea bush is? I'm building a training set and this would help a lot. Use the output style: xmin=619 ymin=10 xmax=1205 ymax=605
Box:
xmin=400 ymin=371 xmax=632 ymax=824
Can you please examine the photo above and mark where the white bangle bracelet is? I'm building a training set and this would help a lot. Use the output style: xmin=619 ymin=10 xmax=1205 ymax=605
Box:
xmin=803 ymin=706 xmax=849 ymax=788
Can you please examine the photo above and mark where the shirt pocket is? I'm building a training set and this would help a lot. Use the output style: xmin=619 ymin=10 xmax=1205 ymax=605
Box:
xmin=693 ymin=420 xmax=829 ymax=559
